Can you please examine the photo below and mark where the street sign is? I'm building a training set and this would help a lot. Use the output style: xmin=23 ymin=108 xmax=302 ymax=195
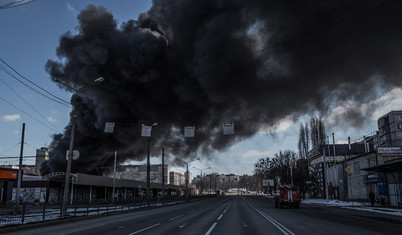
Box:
xmin=138 ymin=185 xmax=142 ymax=191
xmin=345 ymin=166 xmax=352 ymax=173
xmin=184 ymin=126 xmax=195 ymax=137
xmin=66 ymin=150 xmax=80 ymax=160
xmin=141 ymin=124 xmax=152 ymax=137
xmin=223 ymin=123 xmax=234 ymax=135
xmin=104 ymin=122 xmax=115 ymax=133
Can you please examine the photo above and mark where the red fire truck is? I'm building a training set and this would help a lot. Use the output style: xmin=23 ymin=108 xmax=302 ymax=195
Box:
xmin=274 ymin=185 xmax=301 ymax=209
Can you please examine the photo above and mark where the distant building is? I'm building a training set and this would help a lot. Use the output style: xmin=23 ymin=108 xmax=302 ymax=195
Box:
xmin=35 ymin=148 xmax=49 ymax=176
xmin=0 ymin=165 xmax=36 ymax=175
xmin=116 ymin=164 xmax=170 ymax=184
xmin=378 ymin=110 xmax=402 ymax=147
xmin=170 ymin=171 xmax=185 ymax=186
xmin=308 ymin=142 xmax=368 ymax=199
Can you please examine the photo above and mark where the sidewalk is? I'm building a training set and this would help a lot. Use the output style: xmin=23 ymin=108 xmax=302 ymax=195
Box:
xmin=302 ymin=199 xmax=402 ymax=217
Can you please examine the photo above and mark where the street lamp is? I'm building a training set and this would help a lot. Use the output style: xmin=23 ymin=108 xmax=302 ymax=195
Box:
xmin=60 ymin=77 xmax=104 ymax=217
xmin=177 ymin=158 xmax=200 ymax=197
xmin=142 ymin=122 xmax=158 ymax=207
xmin=193 ymin=166 xmax=211 ymax=194
xmin=289 ymin=154 xmax=296 ymax=185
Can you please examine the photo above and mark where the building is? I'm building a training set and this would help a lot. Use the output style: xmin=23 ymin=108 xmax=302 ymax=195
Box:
xmin=0 ymin=165 xmax=36 ymax=175
xmin=35 ymin=148 xmax=49 ymax=176
xmin=116 ymin=164 xmax=170 ymax=184
xmin=170 ymin=171 xmax=185 ymax=186
xmin=378 ymin=110 xmax=402 ymax=147
xmin=308 ymin=142 xmax=368 ymax=199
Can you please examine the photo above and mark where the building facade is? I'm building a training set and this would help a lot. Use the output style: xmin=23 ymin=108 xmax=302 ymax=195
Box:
xmin=378 ymin=110 xmax=402 ymax=147
xmin=170 ymin=171 xmax=185 ymax=186
xmin=116 ymin=164 xmax=170 ymax=184
xmin=35 ymin=147 xmax=49 ymax=176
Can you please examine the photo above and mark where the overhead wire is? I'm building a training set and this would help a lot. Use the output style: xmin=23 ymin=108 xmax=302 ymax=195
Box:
xmin=164 ymin=155 xmax=186 ymax=173
xmin=0 ymin=96 xmax=60 ymax=133
xmin=0 ymin=0 xmax=37 ymax=9
xmin=0 ymin=76 xmax=61 ymax=132
xmin=0 ymin=142 xmax=20 ymax=156
xmin=0 ymin=59 xmax=71 ymax=107
xmin=24 ymin=142 xmax=39 ymax=150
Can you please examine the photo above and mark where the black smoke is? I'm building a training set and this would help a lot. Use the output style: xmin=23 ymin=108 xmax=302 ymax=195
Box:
xmin=41 ymin=1 xmax=402 ymax=175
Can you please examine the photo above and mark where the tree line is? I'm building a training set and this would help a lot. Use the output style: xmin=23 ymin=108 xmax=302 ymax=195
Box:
xmin=254 ymin=117 xmax=325 ymax=193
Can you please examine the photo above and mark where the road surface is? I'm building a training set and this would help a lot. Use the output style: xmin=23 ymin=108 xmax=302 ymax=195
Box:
xmin=4 ymin=195 xmax=402 ymax=235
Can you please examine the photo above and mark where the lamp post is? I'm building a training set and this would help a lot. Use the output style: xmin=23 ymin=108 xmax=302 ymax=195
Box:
xmin=60 ymin=77 xmax=103 ymax=217
xmin=142 ymin=122 xmax=157 ymax=207
xmin=193 ymin=166 xmax=211 ymax=194
xmin=177 ymin=158 xmax=199 ymax=197
xmin=154 ymin=144 xmax=174 ymax=204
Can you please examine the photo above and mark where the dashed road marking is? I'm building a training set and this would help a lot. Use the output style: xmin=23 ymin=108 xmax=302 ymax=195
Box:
xmin=205 ymin=222 xmax=217 ymax=235
xmin=129 ymin=223 xmax=160 ymax=235
xmin=169 ymin=214 xmax=184 ymax=221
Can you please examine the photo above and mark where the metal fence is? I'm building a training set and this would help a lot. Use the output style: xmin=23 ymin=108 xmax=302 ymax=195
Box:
xmin=0 ymin=194 xmax=216 ymax=228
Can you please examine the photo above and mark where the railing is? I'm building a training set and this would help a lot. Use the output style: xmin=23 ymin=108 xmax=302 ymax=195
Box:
xmin=0 ymin=194 xmax=217 ymax=228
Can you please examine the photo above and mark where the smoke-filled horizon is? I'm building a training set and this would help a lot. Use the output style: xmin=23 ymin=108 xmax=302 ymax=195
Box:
xmin=41 ymin=0 xmax=402 ymax=175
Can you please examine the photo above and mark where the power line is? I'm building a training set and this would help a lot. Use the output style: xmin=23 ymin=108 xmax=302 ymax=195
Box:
xmin=24 ymin=142 xmax=39 ymax=150
xmin=0 ymin=96 xmax=60 ymax=133
xmin=0 ymin=76 xmax=61 ymax=132
xmin=0 ymin=58 xmax=71 ymax=107
xmin=0 ymin=142 xmax=20 ymax=156
xmin=164 ymin=156 xmax=185 ymax=173
xmin=0 ymin=156 xmax=36 ymax=159
xmin=0 ymin=0 xmax=37 ymax=9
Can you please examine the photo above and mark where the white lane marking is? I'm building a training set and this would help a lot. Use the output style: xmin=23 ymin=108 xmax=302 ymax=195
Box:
xmin=205 ymin=222 xmax=217 ymax=235
xmin=178 ymin=223 xmax=188 ymax=228
xmin=217 ymin=214 xmax=223 ymax=220
xmin=58 ymin=224 xmax=105 ymax=235
xmin=129 ymin=223 xmax=160 ymax=235
xmin=169 ymin=214 xmax=184 ymax=221
xmin=243 ymin=198 xmax=295 ymax=235
xmin=223 ymin=202 xmax=232 ymax=213
xmin=118 ymin=226 xmax=125 ymax=229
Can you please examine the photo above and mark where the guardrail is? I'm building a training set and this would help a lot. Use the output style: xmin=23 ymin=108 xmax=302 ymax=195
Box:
xmin=0 ymin=194 xmax=217 ymax=228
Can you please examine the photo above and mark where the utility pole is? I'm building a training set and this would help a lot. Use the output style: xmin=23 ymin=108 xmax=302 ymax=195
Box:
xmin=186 ymin=162 xmax=189 ymax=198
xmin=112 ymin=151 xmax=117 ymax=204
xmin=62 ymin=104 xmax=77 ymax=216
xmin=15 ymin=123 xmax=25 ymax=206
xmin=161 ymin=147 xmax=165 ymax=204
xmin=147 ymin=138 xmax=150 ymax=207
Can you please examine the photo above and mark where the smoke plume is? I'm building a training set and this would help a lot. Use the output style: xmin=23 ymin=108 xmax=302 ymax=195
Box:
xmin=41 ymin=0 xmax=402 ymax=175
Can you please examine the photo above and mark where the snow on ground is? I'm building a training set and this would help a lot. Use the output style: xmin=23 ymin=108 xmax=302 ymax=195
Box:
xmin=302 ymin=199 xmax=364 ymax=207
xmin=341 ymin=206 xmax=402 ymax=217
xmin=302 ymin=198 xmax=402 ymax=217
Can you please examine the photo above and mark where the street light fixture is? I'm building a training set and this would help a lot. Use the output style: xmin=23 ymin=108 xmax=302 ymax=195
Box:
xmin=177 ymin=158 xmax=200 ymax=198
xmin=142 ymin=122 xmax=157 ymax=207
xmin=61 ymin=77 xmax=104 ymax=217
xmin=193 ymin=166 xmax=211 ymax=194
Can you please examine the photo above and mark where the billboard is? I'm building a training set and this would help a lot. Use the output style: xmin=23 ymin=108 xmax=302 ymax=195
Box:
xmin=0 ymin=169 xmax=18 ymax=180
xmin=262 ymin=179 xmax=274 ymax=186
xmin=377 ymin=147 xmax=401 ymax=154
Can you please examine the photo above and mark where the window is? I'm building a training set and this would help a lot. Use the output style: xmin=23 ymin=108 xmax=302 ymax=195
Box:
xmin=354 ymin=162 xmax=360 ymax=175
xmin=397 ymin=123 xmax=402 ymax=129
xmin=368 ymin=158 xmax=376 ymax=167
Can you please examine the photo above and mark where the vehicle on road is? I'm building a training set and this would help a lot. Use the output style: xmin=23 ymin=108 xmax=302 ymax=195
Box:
xmin=274 ymin=185 xmax=301 ymax=209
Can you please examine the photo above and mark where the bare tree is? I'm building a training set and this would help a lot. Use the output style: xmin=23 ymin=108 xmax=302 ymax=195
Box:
xmin=310 ymin=117 xmax=326 ymax=149
xmin=298 ymin=123 xmax=310 ymax=159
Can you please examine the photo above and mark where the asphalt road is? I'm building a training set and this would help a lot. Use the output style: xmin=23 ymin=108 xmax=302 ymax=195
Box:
xmin=4 ymin=195 xmax=402 ymax=235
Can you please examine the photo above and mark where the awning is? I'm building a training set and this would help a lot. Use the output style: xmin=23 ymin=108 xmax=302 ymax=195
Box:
xmin=361 ymin=158 xmax=402 ymax=173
